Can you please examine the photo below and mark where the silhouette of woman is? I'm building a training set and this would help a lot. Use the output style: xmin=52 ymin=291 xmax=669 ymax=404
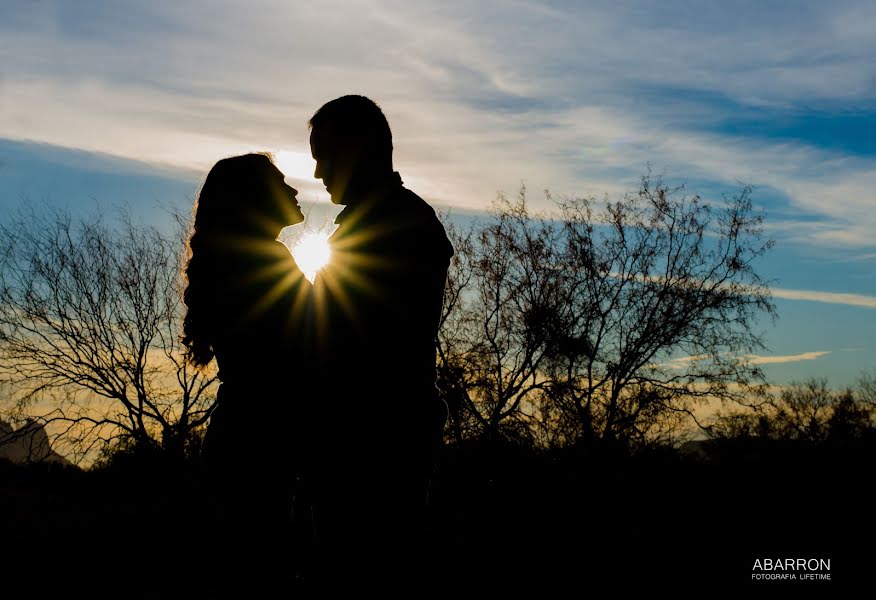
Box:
xmin=182 ymin=153 xmax=311 ymax=598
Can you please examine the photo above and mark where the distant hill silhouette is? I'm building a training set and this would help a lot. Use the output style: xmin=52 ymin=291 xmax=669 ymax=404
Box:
xmin=0 ymin=419 xmax=71 ymax=466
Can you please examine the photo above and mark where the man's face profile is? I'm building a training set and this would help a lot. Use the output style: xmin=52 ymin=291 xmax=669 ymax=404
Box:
xmin=311 ymin=124 xmax=360 ymax=206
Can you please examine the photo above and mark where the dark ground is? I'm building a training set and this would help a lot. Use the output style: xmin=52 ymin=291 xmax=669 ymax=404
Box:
xmin=2 ymin=438 xmax=872 ymax=597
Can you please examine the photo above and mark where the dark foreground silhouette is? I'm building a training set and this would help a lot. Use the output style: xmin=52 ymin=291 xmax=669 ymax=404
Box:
xmin=2 ymin=435 xmax=873 ymax=597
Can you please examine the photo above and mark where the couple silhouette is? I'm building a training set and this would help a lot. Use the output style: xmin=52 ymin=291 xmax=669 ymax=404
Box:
xmin=182 ymin=95 xmax=453 ymax=597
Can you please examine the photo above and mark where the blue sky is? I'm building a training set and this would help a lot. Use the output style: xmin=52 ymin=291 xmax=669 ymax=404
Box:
xmin=1 ymin=0 xmax=874 ymax=387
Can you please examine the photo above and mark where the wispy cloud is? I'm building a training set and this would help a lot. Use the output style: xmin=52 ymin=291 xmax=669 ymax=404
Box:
xmin=772 ymin=287 xmax=876 ymax=309
xmin=745 ymin=351 xmax=831 ymax=365
xmin=664 ymin=350 xmax=831 ymax=370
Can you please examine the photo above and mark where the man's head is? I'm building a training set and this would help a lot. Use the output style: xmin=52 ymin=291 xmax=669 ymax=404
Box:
xmin=309 ymin=95 xmax=394 ymax=205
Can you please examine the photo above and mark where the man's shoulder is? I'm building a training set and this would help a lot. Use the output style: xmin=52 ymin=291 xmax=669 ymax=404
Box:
xmin=397 ymin=185 xmax=434 ymax=214
xmin=398 ymin=187 xmax=452 ymax=251
xmin=396 ymin=186 xmax=448 ymax=234
xmin=334 ymin=181 xmax=454 ymax=260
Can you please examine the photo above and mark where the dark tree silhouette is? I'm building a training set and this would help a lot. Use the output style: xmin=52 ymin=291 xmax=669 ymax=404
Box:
xmin=711 ymin=375 xmax=876 ymax=442
xmin=437 ymin=188 xmax=567 ymax=444
xmin=0 ymin=207 xmax=216 ymax=464
xmin=439 ymin=173 xmax=776 ymax=447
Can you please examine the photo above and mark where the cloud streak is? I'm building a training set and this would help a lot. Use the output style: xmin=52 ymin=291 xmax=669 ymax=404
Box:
xmin=745 ymin=351 xmax=831 ymax=365
xmin=664 ymin=350 xmax=831 ymax=371
xmin=772 ymin=287 xmax=876 ymax=309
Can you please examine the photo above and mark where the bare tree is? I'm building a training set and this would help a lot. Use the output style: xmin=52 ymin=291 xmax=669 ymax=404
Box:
xmin=438 ymin=188 xmax=569 ymax=444
xmin=439 ymin=172 xmax=776 ymax=447
xmin=545 ymin=173 xmax=776 ymax=445
xmin=0 ymin=206 xmax=217 ymax=464
xmin=857 ymin=370 xmax=876 ymax=409
xmin=711 ymin=376 xmax=876 ymax=442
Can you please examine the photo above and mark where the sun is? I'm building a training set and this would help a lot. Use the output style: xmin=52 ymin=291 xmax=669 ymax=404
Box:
xmin=291 ymin=230 xmax=331 ymax=283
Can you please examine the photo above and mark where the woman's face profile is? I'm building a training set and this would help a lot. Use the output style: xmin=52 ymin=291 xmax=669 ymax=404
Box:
xmin=252 ymin=162 xmax=304 ymax=233
xmin=268 ymin=164 xmax=304 ymax=226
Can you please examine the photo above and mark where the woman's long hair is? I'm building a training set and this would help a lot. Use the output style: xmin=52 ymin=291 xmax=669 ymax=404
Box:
xmin=182 ymin=153 xmax=280 ymax=367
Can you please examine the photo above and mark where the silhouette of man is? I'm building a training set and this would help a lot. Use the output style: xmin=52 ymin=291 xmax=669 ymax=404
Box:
xmin=308 ymin=95 xmax=452 ymax=591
